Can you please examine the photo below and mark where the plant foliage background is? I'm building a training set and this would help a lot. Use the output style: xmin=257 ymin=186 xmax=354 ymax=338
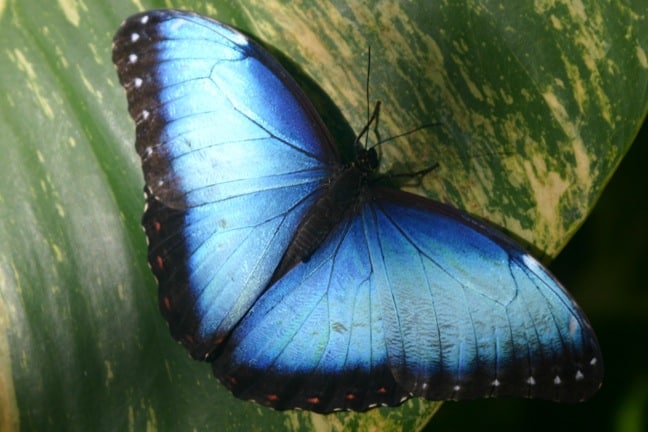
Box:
xmin=0 ymin=0 xmax=646 ymax=431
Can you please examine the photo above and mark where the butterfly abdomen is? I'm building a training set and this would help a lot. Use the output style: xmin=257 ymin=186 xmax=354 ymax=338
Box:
xmin=272 ymin=161 xmax=370 ymax=282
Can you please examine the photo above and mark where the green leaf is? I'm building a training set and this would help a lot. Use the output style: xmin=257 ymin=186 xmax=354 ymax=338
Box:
xmin=0 ymin=1 xmax=645 ymax=431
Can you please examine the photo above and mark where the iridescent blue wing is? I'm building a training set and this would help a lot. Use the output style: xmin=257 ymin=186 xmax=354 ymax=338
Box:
xmin=112 ymin=10 xmax=337 ymax=359
xmin=213 ymin=187 xmax=602 ymax=412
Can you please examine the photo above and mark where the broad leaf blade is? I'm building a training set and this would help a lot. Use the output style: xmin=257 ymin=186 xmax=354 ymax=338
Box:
xmin=0 ymin=1 xmax=645 ymax=431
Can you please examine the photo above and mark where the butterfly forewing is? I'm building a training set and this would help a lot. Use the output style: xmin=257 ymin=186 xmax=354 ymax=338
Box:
xmin=113 ymin=9 xmax=336 ymax=359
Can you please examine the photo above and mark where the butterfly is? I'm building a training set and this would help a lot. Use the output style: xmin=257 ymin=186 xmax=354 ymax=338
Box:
xmin=112 ymin=9 xmax=603 ymax=413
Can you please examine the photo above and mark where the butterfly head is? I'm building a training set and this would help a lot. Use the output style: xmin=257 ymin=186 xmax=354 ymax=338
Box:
xmin=354 ymin=147 xmax=379 ymax=175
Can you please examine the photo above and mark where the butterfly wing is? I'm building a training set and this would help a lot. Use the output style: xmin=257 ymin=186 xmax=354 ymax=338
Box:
xmin=213 ymin=210 xmax=410 ymax=412
xmin=213 ymin=187 xmax=602 ymax=412
xmin=112 ymin=10 xmax=338 ymax=359
xmin=367 ymin=188 xmax=602 ymax=402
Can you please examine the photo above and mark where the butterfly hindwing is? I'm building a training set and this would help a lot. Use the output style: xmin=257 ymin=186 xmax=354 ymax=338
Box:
xmin=212 ymin=213 xmax=411 ymax=412
xmin=213 ymin=188 xmax=602 ymax=412
xmin=113 ymin=10 xmax=338 ymax=358
xmin=368 ymin=188 xmax=602 ymax=403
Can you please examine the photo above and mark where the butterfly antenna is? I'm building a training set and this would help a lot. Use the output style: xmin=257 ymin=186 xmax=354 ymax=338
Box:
xmin=378 ymin=121 xmax=442 ymax=145
xmin=355 ymin=46 xmax=383 ymax=150
xmin=354 ymin=101 xmax=381 ymax=148
xmin=365 ymin=45 xmax=372 ymax=148
xmin=355 ymin=45 xmax=436 ymax=161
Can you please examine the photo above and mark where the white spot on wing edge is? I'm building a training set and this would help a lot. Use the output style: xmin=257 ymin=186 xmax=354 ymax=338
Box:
xmin=575 ymin=370 xmax=584 ymax=381
xmin=526 ymin=376 xmax=536 ymax=385
xmin=130 ymin=32 xmax=140 ymax=43
xmin=140 ymin=15 xmax=149 ymax=24
xmin=133 ymin=77 xmax=143 ymax=88
xmin=128 ymin=53 xmax=137 ymax=64
xmin=228 ymin=30 xmax=249 ymax=47
xmin=569 ymin=315 xmax=579 ymax=337
xmin=553 ymin=375 xmax=562 ymax=385
xmin=521 ymin=253 xmax=540 ymax=271
xmin=521 ymin=253 xmax=558 ymax=285
xmin=142 ymin=146 xmax=153 ymax=158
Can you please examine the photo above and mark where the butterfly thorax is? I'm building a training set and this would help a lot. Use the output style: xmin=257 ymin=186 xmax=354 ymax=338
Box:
xmin=270 ymin=148 xmax=378 ymax=284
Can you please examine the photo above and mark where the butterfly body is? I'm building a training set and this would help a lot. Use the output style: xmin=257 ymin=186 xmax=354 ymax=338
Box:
xmin=112 ymin=9 xmax=602 ymax=413
xmin=272 ymin=146 xmax=378 ymax=283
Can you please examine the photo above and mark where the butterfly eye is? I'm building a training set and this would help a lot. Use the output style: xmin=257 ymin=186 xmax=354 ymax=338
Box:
xmin=356 ymin=147 xmax=379 ymax=172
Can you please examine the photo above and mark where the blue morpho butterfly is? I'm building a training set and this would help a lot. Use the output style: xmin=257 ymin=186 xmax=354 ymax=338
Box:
xmin=112 ymin=9 xmax=603 ymax=413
